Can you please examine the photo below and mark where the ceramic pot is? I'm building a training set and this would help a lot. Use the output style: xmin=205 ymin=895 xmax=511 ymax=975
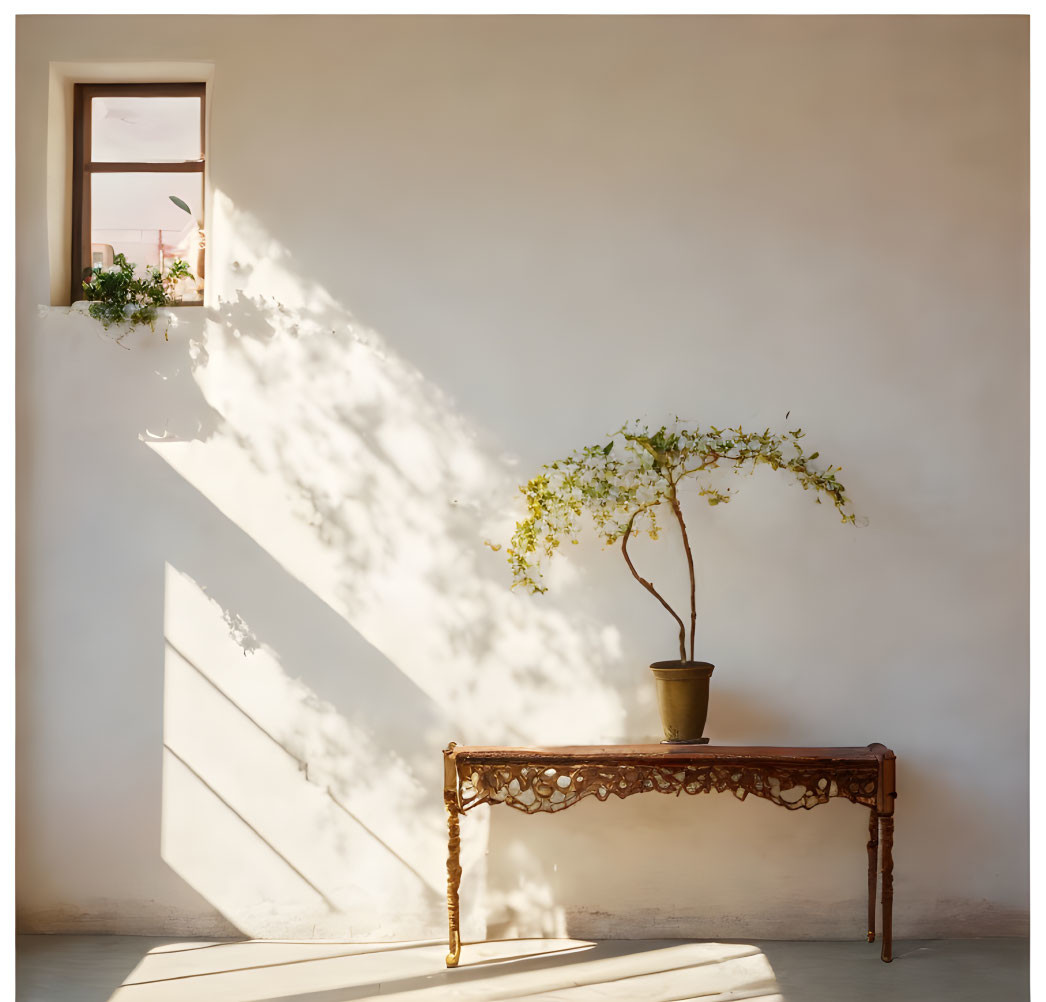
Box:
xmin=649 ymin=660 xmax=714 ymax=743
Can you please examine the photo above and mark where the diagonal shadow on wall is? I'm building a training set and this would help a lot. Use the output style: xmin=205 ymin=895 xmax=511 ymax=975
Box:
xmin=127 ymin=194 xmax=633 ymax=940
xmin=149 ymin=442 xmax=466 ymax=938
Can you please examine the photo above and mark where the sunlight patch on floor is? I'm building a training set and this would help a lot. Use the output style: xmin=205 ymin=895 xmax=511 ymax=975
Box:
xmin=104 ymin=939 xmax=782 ymax=1002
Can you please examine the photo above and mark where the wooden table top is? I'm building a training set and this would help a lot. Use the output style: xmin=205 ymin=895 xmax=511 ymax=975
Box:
xmin=447 ymin=742 xmax=894 ymax=765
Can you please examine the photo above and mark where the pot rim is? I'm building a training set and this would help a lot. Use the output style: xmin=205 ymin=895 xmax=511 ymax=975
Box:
xmin=650 ymin=660 xmax=715 ymax=679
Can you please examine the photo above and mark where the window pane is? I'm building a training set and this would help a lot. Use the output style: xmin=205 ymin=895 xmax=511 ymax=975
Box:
xmin=91 ymin=96 xmax=201 ymax=162
xmin=90 ymin=172 xmax=203 ymax=299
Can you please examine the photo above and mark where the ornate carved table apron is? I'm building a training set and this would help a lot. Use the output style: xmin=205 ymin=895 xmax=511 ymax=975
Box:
xmin=443 ymin=742 xmax=896 ymax=967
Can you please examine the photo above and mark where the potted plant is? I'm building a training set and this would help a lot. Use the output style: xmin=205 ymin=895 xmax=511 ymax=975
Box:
xmin=82 ymin=252 xmax=194 ymax=340
xmin=504 ymin=419 xmax=857 ymax=742
xmin=169 ymin=195 xmax=205 ymax=292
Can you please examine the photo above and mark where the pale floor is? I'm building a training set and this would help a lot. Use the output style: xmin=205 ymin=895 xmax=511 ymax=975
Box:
xmin=16 ymin=935 xmax=1029 ymax=1002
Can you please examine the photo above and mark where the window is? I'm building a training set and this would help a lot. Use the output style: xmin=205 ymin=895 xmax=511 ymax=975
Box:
xmin=71 ymin=82 xmax=205 ymax=304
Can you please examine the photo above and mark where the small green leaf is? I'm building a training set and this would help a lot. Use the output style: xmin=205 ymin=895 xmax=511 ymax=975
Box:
xmin=169 ymin=195 xmax=192 ymax=214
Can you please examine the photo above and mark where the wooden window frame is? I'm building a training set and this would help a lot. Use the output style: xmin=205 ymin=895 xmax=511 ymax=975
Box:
xmin=71 ymin=82 xmax=206 ymax=304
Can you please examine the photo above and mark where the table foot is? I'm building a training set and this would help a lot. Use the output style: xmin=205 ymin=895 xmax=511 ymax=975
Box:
xmin=446 ymin=931 xmax=461 ymax=968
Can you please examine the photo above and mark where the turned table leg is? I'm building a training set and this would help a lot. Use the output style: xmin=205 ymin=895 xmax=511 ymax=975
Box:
xmin=880 ymin=814 xmax=894 ymax=963
xmin=866 ymin=808 xmax=879 ymax=942
xmin=445 ymin=797 xmax=462 ymax=968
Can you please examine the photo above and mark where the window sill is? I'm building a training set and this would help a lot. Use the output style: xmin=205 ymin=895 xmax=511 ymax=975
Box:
xmin=37 ymin=302 xmax=209 ymax=331
xmin=65 ymin=299 xmax=204 ymax=312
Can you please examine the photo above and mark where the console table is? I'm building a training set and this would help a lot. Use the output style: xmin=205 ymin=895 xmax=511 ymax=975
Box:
xmin=443 ymin=742 xmax=896 ymax=967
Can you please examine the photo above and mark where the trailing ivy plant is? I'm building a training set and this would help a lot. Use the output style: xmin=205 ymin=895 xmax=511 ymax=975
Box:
xmin=82 ymin=253 xmax=193 ymax=339
xmin=505 ymin=419 xmax=857 ymax=664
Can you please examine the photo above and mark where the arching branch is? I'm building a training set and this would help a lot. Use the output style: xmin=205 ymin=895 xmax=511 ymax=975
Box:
xmin=620 ymin=509 xmax=687 ymax=662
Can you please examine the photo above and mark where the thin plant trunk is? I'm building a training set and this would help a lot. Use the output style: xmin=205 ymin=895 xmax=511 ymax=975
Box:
xmin=667 ymin=483 xmax=697 ymax=662
xmin=620 ymin=510 xmax=687 ymax=662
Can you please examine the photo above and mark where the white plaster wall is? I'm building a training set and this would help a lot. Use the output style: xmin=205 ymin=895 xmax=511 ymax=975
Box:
xmin=16 ymin=15 xmax=1028 ymax=939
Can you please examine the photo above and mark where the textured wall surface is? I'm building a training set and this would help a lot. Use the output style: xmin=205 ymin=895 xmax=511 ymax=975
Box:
xmin=16 ymin=15 xmax=1028 ymax=939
